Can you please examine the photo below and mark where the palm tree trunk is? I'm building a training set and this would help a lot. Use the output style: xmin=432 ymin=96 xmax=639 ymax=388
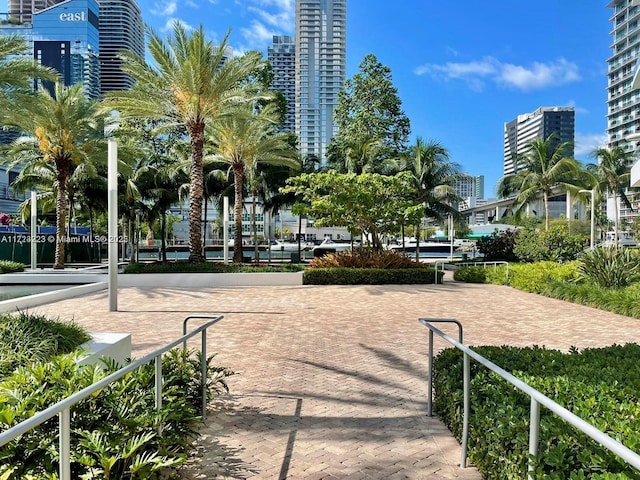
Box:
xmin=544 ymin=191 xmax=550 ymax=231
xmin=161 ymin=211 xmax=167 ymax=262
xmin=203 ymin=198 xmax=208 ymax=258
xmin=233 ymin=166 xmax=245 ymax=263
xmin=414 ymin=225 xmax=420 ymax=264
xmin=252 ymin=193 xmax=259 ymax=262
xmin=188 ymin=123 xmax=205 ymax=263
xmin=613 ymin=190 xmax=620 ymax=246
xmin=54 ymin=161 xmax=70 ymax=269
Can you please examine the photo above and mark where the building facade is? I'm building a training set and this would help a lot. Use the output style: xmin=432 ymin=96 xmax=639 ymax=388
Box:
xmin=295 ymin=0 xmax=346 ymax=162
xmin=98 ymin=0 xmax=144 ymax=95
xmin=503 ymin=106 xmax=575 ymax=175
xmin=8 ymin=0 xmax=59 ymax=23
xmin=268 ymin=35 xmax=296 ymax=132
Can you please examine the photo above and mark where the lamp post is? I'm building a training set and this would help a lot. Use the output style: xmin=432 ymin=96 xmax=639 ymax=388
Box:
xmin=580 ymin=189 xmax=595 ymax=249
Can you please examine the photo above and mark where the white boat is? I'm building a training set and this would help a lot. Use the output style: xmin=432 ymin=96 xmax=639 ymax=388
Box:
xmin=269 ymin=239 xmax=312 ymax=252
xmin=388 ymin=240 xmax=452 ymax=254
xmin=311 ymin=238 xmax=353 ymax=252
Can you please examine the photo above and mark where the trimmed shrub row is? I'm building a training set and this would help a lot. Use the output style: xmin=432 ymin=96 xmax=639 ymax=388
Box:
xmin=0 ymin=260 xmax=25 ymax=273
xmin=124 ymin=261 xmax=304 ymax=274
xmin=303 ymin=267 xmax=442 ymax=285
xmin=452 ymin=266 xmax=486 ymax=283
xmin=433 ymin=344 xmax=640 ymax=479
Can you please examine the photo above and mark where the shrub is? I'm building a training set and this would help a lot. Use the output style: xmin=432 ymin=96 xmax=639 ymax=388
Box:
xmin=576 ymin=247 xmax=640 ymax=288
xmin=514 ymin=224 xmax=586 ymax=263
xmin=0 ymin=311 xmax=90 ymax=379
xmin=0 ymin=260 xmax=25 ymax=273
xmin=476 ymin=229 xmax=519 ymax=261
xmin=505 ymin=261 xmax=579 ymax=294
xmin=0 ymin=348 xmax=233 ymax=479
xmin=303 ymin=267 xmax=442 ymax=284
xmin=433 ymin=344 xmax=640 ymax=479
xmin=309 ymin=248 xmax=418 ymax=269
xmin=124 ymin=261 xmax=304 ymax=274
xmin=453 ymin=266 xmax=486 ymax=283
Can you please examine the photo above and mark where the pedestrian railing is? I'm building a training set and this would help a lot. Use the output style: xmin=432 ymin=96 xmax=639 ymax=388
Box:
xmin=419 ymin=317 xmax=640 ymax=478
xmin=0 ymin=315 xmax=223 ymax=480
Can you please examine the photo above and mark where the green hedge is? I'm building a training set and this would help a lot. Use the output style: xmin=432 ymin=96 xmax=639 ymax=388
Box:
xmin=302 ymin=267 xmax=442 ymax=285
xmin=433 ymin=344 xmax=640 ymax=479
xmin=0 ymin=260 xmax=25 ymax=273
xmin=453 ymin=266 xmax=487 ymax=283
xmin=124 ymin=261 xmax=304 ymax=274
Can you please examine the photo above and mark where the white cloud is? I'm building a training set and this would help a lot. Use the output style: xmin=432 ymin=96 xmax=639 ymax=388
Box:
xmin=150 ymin=1 xmax=177 ymax=17
xmin=161 ymin=18 xmax=195 ymax=33
xmin=414 ymin=56 xmax=581 ymax=92
xmin=574 ymin=133 xmax=607 ymax=157
xmin=566 ymin=99 xmax=589 ymax=115
xmin=240 ymin=20 xmax=277 ymax=50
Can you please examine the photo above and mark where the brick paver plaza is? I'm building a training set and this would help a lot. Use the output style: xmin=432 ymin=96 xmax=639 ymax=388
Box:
xmin=33 ymin=277 xmax=640 ymax=479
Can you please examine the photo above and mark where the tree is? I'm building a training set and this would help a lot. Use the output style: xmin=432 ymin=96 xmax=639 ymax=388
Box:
xmin=207 ymin=104 xmax=299 ymax=263
xmin=590 ymin=146 xmax=633 ymax=245
xmin=282 ymin=170 xmax=423 ymax=251
xmin=329 ymin=54 xmax=410 ymax=173
xmin=2 ymin=82 xmax=104 ymax=268
xmin=497 ymin=134 xmax=580 ymax=231
xmin=398 ymin=138 xmax=461 ymax=261
xmin=104 ymin=23 xmax=267 ymax=263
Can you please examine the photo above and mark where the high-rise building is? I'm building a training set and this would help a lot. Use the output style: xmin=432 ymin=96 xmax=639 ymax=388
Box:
xmin=295 ymin=0 xmax=346 ymax=162
xmin=98 ymin=0 xmax=144 ymax=95
xmin=607 ymin=1 xmax=640 ymax=153
xmin=503 ymin=106 xmax=575 ymax=175
xmin=8 ymin=0 xmax=60 ymax=23
xmin=1 ymin=0 xmax=101 ymax=98
xmin=268 ymin=35 xmax=296 ymax=132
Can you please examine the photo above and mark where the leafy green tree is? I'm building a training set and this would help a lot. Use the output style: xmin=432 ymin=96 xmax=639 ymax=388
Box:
xmin=207 ymin=104 xmax=299 ymax=263
xmin=514 ymin=223 xmax=586 ymax=263
xmin=476 ymin=229 xmax=519 ymax=261
xmin=329 ymin=54 xmax=410 ymax=173
xmin=2 ymin=82 xmax=105 ymax=268
xmin=105 ymin=23 xmax=266 ymax=262
xmin=282 ymin=170 xmax=423 ymax=251
xmin=497 ymin=134 xmax=581 ymax=231
xmin=589 ymin=146 xmax=633 ymax=245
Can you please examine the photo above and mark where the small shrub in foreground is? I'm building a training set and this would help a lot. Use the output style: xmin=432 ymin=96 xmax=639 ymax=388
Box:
xmin=0 ymin=260 xmax=25 ymax=273
xmin=453 ymin=266 xmax=486 ymax=283
xmin=576 ymin=246 xmax=640 ymax=288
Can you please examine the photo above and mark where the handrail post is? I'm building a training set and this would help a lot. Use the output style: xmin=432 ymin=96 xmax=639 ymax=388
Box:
xmin=155 ymin=355 xmax=162 ymax=412
xmin=59 ymin=408 xmax=71 ymax=480
xmin=428 ymin=329 xmax=434 ymax=416
xmin=528 ymin=397 xmax=540 ymax=478
xmin=461 ymin=352 xmax=470 ymax=468
xmin=201 ymin=329 xmax=208 ymax=419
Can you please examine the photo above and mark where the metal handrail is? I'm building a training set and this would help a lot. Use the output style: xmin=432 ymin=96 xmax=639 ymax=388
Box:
xmin=419 ymin=318 xmax=640 ymax=477
xmin=0 ymin=315 xmax=223 ymax=480
xmin=433 ymin=261 xmax=447 ymax=283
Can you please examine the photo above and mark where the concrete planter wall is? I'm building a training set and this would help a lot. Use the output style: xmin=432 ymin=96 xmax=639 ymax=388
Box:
xmin=77 ymin=332 xmax=132 ymax=368
xmin=119 ymin=272 xmax=304 ymax=288
xmin=0 ymin=282 xmax=107 ymax=313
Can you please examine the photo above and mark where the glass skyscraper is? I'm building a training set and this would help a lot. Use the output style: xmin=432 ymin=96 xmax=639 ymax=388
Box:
xmin=295 ymin=0 xmax=346 ymax=162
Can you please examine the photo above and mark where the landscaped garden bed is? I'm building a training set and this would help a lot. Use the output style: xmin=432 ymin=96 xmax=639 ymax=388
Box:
xmin=433 ymin=343 xmax=640 ymax=479
xmin=124 ymin=261 xmax=304 ymax=274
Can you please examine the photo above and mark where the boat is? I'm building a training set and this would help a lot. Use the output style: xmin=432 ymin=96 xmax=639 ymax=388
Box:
xmin=311 ymin=238 xmax=353 ymax=253
xmin=388 ymin=241 xmax=453 ymax=254
xmin=269 ymin=239 xmax=312 ymax=252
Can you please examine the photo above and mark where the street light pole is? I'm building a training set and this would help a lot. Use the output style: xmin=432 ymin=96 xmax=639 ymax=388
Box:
xmin=580 ymin=189 xmax=595 ymax=249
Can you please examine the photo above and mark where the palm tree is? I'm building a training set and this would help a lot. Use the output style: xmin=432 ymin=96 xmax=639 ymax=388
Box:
xmin=2 ymin=82 xmax=104 ymax=268
xmin=497 ymin=134 xmax=580 ymax=231
xmin=0 ymin=34 xmax=55 ymax=112
xmin=590 ymin=146 xmax=633 ymax=245
xmin=207 ymin=104 xmax=299 ymax=263
xmin=399 ymin=138 xmax=461 ymax=261
xmin=104 ymin=23 xmax=267 ymax=263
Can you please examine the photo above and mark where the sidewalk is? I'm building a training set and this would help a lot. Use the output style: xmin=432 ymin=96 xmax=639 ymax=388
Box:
xmin=33 ymin=280 xmax=640 ymax=479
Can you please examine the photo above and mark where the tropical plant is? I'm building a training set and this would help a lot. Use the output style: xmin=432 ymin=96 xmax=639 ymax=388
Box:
xmin=207 ymin=103 xmax=299 ymax=263
xmin=105 ymin=23 xmax=267 ymax=262
xmin=497 ymin=134 xmax=581 ymax=231
xmin=589 ymin=146 xmax=633 ymax=245
xmin=476 ymin=229 xmax=519 ymax=261
xmin=309 ymin=248 xmax=418 ymax=269
xmin=514 ymin=223 xmax=586 ymax=263
xmin=576 ymin=246 xmax=640 ymax=288
xmin=1 ymin=82 xmax=105 ymax=268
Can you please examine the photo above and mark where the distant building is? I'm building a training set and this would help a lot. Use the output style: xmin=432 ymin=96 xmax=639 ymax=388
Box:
xmin=268 ymin=35 xmax=296 ymax=132
xmin=454 ymin=174 xmax=484 ymax=201
xmin=8 ymin=0 xmax=59 ymax=23
xmin=295 ymin=0 xmax=346 ymax=162
xmin=98 ymin=0 xmax=144 ymax=95
xmin=503 ymin=106 xmax=575 ymax=175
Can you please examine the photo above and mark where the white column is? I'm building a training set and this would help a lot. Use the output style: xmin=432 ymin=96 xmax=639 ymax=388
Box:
xmin=566 ymin=190 xmax=572 ymax=219
xmin=108 ymin=139 xmax=118 ymax=312
xmin=30 ymin=191 xmax=37 ymax=270
xmin=223 ymin=196 xmax=229 ymax=263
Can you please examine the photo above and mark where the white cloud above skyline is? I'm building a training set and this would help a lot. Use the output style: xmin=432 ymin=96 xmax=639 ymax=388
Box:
xmin=574 ymin=133 xmax=607 ymax=157
xmin=414 ymin=56 xmax=581 ymax=92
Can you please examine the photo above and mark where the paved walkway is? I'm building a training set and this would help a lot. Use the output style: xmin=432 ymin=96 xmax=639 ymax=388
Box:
xmin=33 ymin=277 xmax=640 ymax=479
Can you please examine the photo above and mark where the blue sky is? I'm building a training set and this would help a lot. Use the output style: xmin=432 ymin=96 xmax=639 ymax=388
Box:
xmin=9 ymin=0 xmax=612 ymax=196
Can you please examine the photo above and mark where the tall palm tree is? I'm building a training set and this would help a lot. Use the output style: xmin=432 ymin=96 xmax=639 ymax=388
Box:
xmin=590 ymin=146 xmax=633 ymax=245
xmin=399 ymin=138 xmax=461 ymax=261
xmin=104 ymin=23 xmax=267 ymax=263
xmin=497 ymin=134 xmax=580 ymax=231
xmin=207 ymin=104 xmax=299 ymax=263
xmin=2 ymin=82 xmax=104 ymax=268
